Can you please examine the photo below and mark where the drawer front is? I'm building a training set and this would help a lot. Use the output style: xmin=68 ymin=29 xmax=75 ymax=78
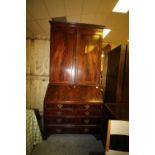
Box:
xmin=45 ymin=109 xmax=102 ymax=117
xmin=73 ymin=104 xmax=103 ymax=110
xmin=46 ymin=103 xmax=72 ymax=109
xmin=75 ymin=117 xmax=101 ymax=124
xmin=45 ymin=117 xmax=72 ymax=124
xmin=75 ymin=110 xmax=102 ymax=116
xmin=46 ymin=125 xmax=100 ymax=134
xmin=45 ymin=109 xmax=73 ymax=116
xmin=44 ymin=116 xmax=101 ymax=125
xmin=45 ymin=103 xmax=103 ymax=110
xmin=80 ymin=118 xmax=101 ymax=124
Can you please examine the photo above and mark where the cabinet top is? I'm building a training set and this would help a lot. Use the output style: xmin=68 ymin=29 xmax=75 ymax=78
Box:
xmin=44 ymin=84 xmax=103 ymax=104
xmin=49 ymin=21 xmax=105 ymax=30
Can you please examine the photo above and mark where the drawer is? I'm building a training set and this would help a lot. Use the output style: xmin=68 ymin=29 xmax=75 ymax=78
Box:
xmin=80 ymin=118 xmax=101 ymax=124
xmin=73 ymin=104 xmax=103 ymax=110
xmin=46 ymin=125 xmax=100 ymax=134
xmin=45 ymin=109 xmax=73 ymax=116
xmin=78 ymin=127 xmax=100 ymax=134
xmin=45 ymin=103 xmax=72 ymax=109
xmin=74 ymin=117 xmax=102 ymax=124
xmin=45 ymin=117 xmax=73 ymax=124
xmin=45 ymin=109 xmax=102 ymax=117
xmin=45 ymin=103 xmax=103 ymax=110
xmin=44 ymin=116 xmax=101 ymax=125
xmin=75 ymin=110 xmax=102 ymax=116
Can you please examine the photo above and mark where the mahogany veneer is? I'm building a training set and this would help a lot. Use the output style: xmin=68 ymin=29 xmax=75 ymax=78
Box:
xmin=44 ymin=22 xmax=104 ymax=139
xmin=44 ymin=84 xmax=103 ymax=138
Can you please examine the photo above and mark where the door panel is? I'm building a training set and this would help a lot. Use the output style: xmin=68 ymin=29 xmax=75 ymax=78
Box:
xmin=50 ymin=28 xmax=76 ymax=84
xmin=76 ymin=31 xmax=101 ymax=85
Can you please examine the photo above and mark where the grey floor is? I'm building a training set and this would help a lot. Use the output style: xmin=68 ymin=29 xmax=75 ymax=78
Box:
xmin=31 ymin=134 xmax=104 ymax=155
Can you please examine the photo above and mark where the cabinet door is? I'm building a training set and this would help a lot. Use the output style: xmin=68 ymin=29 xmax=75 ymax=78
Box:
xmin=76 ymin=30 xmax=102 ymax=85
xmin=50 ymin=28 xmax=76 ymax=84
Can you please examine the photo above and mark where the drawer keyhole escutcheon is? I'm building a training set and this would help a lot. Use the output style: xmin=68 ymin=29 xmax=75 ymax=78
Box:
xmin=57 ymin=118 xmax=62 ymax=123
xmin=56 ymin=129 xmax=62 ymax=133
xmin=85 ymin=105 xmax=90 ymax=109
xmin=84 ymin=119 xmax=90 ymax=124
xmin=85 ymin=111 xmax=90 ymax=116
xmin=57 ymin=111 xmax=62 ymax=116
xmin=57 ymin=104 xmax=63 ymax=109
xmin=84 ymin=128 xmax=89 ymax=132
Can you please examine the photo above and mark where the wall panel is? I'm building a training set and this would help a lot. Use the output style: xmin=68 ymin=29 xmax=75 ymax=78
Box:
xmin=26 ymin=39 xmax=50 ymax=113
xmin=29 ymin=77 xmax=48 ymax=113
xmin=30 ymin=39 xmax=50 ymax=76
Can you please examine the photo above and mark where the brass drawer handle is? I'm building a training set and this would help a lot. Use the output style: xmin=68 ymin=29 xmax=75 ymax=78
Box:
xmin=84 ymin=119 xmax=90 ymax=124
xmin=57 ymin=104 xmax=63 ymax=109
xmin=56 ymin=118 xmax=62 ymax=123
xmin=85 ymin=111 xmax=90 ymax=116
xmin=84 ymin=128 xmax=89 ymax=133
xmin=84 ymin=105 xmax=90 ymax=109
xmin=56 ymin=129 xmax=62 ymax=133
xmin=57 ymin=111 xmax=62 ymax=116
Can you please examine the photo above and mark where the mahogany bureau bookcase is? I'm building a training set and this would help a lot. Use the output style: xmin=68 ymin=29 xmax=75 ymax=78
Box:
xmin=44 ymin=21 xmax=105 ymax=139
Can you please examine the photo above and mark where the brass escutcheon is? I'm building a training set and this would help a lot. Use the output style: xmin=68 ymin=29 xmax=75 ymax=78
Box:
xmin=57 ymin=104 xmax=63 ymax=109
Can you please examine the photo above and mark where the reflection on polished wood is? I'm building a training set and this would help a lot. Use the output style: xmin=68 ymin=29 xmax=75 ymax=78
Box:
xmin=44 ymin=84 xmax=103 ymax=103
xmin=76 ymin=32 xmax=101 ymax=85
xmin=50 ymin=28 xmax=76 ymax=84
